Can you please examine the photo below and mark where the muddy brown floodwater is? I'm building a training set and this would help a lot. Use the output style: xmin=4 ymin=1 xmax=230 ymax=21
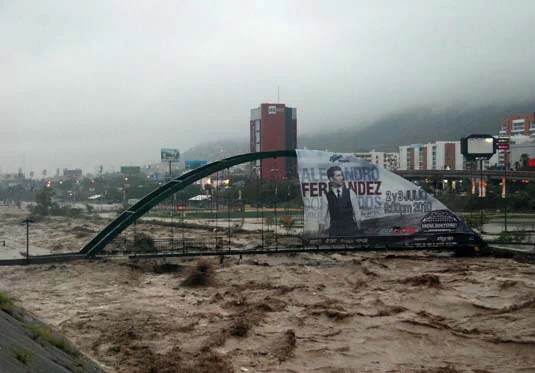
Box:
xmin=1 ymin=252 xmax=535 ymax=373
xmin=1 ymin=207 xmax=535 ymax=372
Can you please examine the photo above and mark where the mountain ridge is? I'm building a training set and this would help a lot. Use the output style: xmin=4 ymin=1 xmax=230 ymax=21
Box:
xmin=182 ymin=101 xmax=535 ymax=160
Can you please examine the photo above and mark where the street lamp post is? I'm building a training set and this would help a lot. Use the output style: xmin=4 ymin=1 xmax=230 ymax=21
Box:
xmin=479 ymin=158 xmax=484 ymax=228
xmin=21 ymin=218 xmax=34 ymax=264
xmin=504 ymin=144 xmax=509 ymax=232
xmin=270 ymin=169 xmax=279 ymax=250
xmin=504 ymin=157 xmax=508 ymax=232
xmin=123 ymin=177 xmax=129 ymax=203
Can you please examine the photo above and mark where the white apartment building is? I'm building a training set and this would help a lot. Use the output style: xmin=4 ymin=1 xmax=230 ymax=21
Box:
xmin=351 ymin=150 xmax=399 ymax=170
xmin=499 ymin=118 xmax=535 ymax=138
xmin=399 ymin=141 xmax=463 ymax=171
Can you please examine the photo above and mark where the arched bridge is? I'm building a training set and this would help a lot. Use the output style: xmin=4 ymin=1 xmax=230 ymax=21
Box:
xmin=80 ymin=150 xmax=297 ymax=257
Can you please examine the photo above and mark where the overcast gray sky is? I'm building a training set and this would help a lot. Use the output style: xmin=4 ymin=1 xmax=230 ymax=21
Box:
xmin=1 ymin=0 xmax=534 ymax=174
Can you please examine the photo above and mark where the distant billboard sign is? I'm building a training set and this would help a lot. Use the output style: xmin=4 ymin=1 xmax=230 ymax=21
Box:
xmin=63 ymin=168 xmax=82 ymax=179
xmin=467 ymin=138 xmax=494 ymax=154
xmin=461 ymin=134 xmax=495 ymax=160
xmin=161 ymin=148 xmax=180 ymax=162
xmin=120 ymin=166 xmax=141 ymax=175
xmin=185 ymin=160 xmax=208 ymax=170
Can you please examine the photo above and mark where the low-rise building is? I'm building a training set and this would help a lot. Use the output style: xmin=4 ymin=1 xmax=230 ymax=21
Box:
xmin=399 ymin=141 xmax=463 ymax=170
xmin=352 ymin=150 xmax=399 ymax=170
xmin=494 ymin=135 xmax=530 ymax=169
xmin=508 ymin=142 xmax=535 ymax=170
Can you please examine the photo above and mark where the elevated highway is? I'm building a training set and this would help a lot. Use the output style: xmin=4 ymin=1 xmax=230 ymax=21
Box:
xmin=396 ymin=169 xmax=535 ymax=181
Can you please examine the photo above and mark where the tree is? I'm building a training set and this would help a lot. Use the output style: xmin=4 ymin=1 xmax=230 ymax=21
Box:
xmin=32 ymin=188 xmax=57 ymax=216
xmin=85 ymin=203 xmax=95 ymax=215
xmin=520 ymin=153 xmax=530 ymax=170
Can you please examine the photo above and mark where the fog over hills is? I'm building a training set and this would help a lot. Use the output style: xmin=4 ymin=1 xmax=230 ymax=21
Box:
xmin=3 ymin=2 xmax=535 ymax=173
xmin=183 ymin=100 xmax=535 ymax=161
xmin=182 ymin=139 xmax=250 ymax=163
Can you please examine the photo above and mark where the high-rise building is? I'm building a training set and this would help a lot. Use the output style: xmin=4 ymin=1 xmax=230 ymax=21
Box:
xmin=250 ymin=103 xmax=297 ymax=179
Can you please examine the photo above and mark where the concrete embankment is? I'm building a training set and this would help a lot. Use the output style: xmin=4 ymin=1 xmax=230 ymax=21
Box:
xmin=0 ymin=290 xmax=103 ymax=373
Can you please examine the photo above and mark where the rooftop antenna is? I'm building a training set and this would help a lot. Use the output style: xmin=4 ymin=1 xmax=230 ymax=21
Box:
xmin=277 ymin=86 xmax=280 ymax=103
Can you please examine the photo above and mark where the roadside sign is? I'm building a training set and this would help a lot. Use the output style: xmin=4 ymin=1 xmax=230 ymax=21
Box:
xmin=496 ymin=137 xmax=510 ymax=150
xmin=185 ymin=160 xmax=208 ymax=170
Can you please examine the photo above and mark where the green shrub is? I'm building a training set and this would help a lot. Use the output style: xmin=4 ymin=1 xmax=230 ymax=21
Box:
xmin=463 ymin=213 xmax=491 ymax=230
xmin=132 ymin=233 xmax=155 ymax=252
xmin=181 ymin=259 xmax=214 ymax=287
xmin=14 ymin=348 xmax=32 ymax=365
xmin=0 ymin=290 xmax=15 ymax=315
xmin=0 ymin=290 xmax=12 ymax=306
xmin=32 ymin=188 xmax=57 ymax=216
xmin=49 ymin=206 xmax=82 ymax=217
xmin=26 ymin=325 xmax=77 ymax=356
xmin=496 ymin=230 xmax=527 ymax=243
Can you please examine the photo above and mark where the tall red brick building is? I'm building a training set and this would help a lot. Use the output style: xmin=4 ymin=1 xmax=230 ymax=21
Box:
xmin=250 ymin=103 xmax=297 ymax=180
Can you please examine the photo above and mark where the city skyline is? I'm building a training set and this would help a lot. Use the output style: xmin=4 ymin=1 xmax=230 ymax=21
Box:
xmin=4 ymin=108 xmax=534 ymax=177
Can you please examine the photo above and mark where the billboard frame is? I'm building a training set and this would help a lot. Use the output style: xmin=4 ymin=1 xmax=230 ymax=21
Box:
xmin=460 ymin=134 xmax=496 ymax=160
xmin=160 ymin=148 xmax=180 ymax=162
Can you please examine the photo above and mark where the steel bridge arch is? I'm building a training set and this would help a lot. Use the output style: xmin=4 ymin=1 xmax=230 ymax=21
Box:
xmin=80 ymin=150 xmax=297 ymax=257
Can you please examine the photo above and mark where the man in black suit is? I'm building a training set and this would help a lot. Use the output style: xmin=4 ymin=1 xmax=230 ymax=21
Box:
xmin=319 ymin=166 xmax=361 ymax=237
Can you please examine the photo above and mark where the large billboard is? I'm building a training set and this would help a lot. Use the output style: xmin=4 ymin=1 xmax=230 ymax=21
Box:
xmin=461 ymin=134 xmax=495 ymax=160
xmin=297 ymin=150 xmax=479 ymax=247
xmin=161 ymin=148 xmax=180 ymax=162
xmin=467 ymin=138 xmax=494 ymax=154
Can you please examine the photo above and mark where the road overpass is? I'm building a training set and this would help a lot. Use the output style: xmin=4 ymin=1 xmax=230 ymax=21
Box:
xmin=395 ymin=169 xmax=535 ymax=181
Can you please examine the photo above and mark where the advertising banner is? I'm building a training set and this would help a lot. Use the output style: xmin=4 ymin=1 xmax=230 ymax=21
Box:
xmin=161 ymin=148 xmax=180 ymax=162
xmin=297 ymin=150 xmax=479 ymax=247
